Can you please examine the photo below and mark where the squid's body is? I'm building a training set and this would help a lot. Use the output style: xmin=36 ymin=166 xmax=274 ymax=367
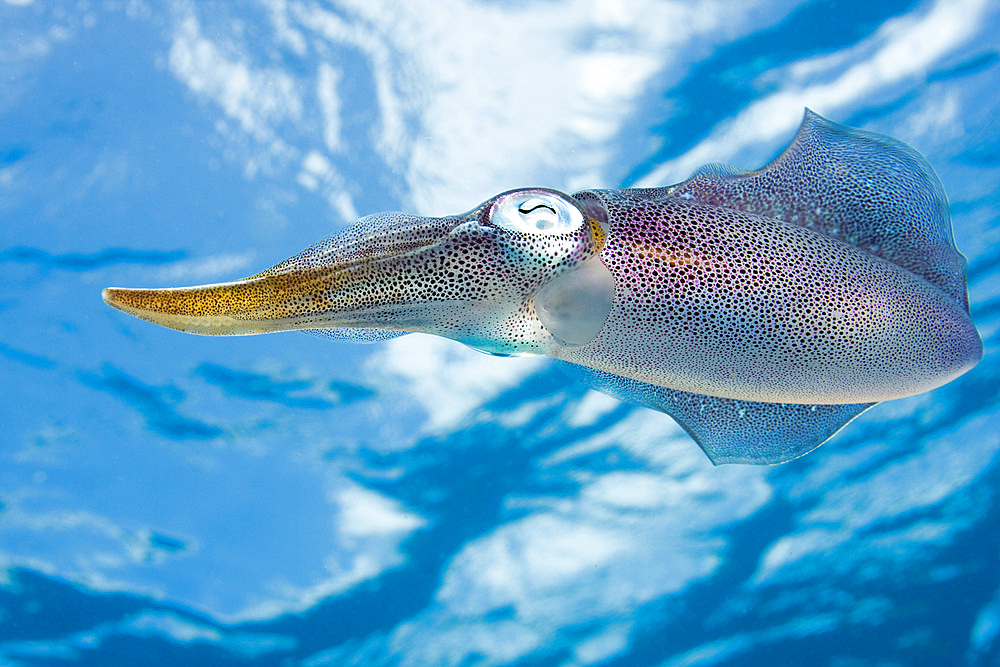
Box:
xmin=104 ymin=111 xmax=982 ymax=464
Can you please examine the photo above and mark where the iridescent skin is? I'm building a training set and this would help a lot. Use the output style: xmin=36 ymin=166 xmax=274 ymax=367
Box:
xmin=103 ymin=111 xmax=983 ymax=464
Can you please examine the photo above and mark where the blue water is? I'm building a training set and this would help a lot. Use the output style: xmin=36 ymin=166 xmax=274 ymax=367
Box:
xmin=2 ymin=1 xmax=999 ymax=665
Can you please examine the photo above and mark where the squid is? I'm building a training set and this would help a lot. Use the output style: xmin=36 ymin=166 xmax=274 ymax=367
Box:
xmin=103 ymin=111 xmax=983 ymax=464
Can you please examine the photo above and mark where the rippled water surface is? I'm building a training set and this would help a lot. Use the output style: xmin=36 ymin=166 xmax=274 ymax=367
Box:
xmin=2 ymin=1 xmax=999 ymax=665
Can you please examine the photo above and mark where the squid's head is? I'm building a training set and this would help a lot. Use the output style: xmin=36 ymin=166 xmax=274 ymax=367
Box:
xmin=102 ymin=188 xmax=614 ymax=356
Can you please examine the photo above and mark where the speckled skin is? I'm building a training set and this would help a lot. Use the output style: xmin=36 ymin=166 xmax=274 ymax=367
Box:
xmin=558 ymin=189 xmax=977 ymax=404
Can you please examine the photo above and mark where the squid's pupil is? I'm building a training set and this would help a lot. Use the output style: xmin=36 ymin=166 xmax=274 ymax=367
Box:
xmin=518 ymin=201 xmax=558 ymax=230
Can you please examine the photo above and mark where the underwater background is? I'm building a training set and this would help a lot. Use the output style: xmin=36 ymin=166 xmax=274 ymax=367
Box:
xmin=2 ymin=0 xmax=999 ymax=665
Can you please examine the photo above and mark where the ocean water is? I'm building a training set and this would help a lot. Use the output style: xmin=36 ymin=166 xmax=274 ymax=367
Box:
xmin=1 ymin=1 xmax=999 ymax=665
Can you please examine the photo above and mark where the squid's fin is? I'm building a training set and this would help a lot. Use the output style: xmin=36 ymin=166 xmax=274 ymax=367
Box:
xmin=557 ymin=361 xmax=875 ymax=465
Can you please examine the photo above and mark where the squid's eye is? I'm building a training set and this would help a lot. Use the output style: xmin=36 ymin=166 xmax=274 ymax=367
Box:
xmin=488 ymin=189 xmax=585 ymax=235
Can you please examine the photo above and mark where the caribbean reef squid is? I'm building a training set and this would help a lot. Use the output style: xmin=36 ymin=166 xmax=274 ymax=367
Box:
xmin=103 ymin=111 xmax=983 ymax=464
